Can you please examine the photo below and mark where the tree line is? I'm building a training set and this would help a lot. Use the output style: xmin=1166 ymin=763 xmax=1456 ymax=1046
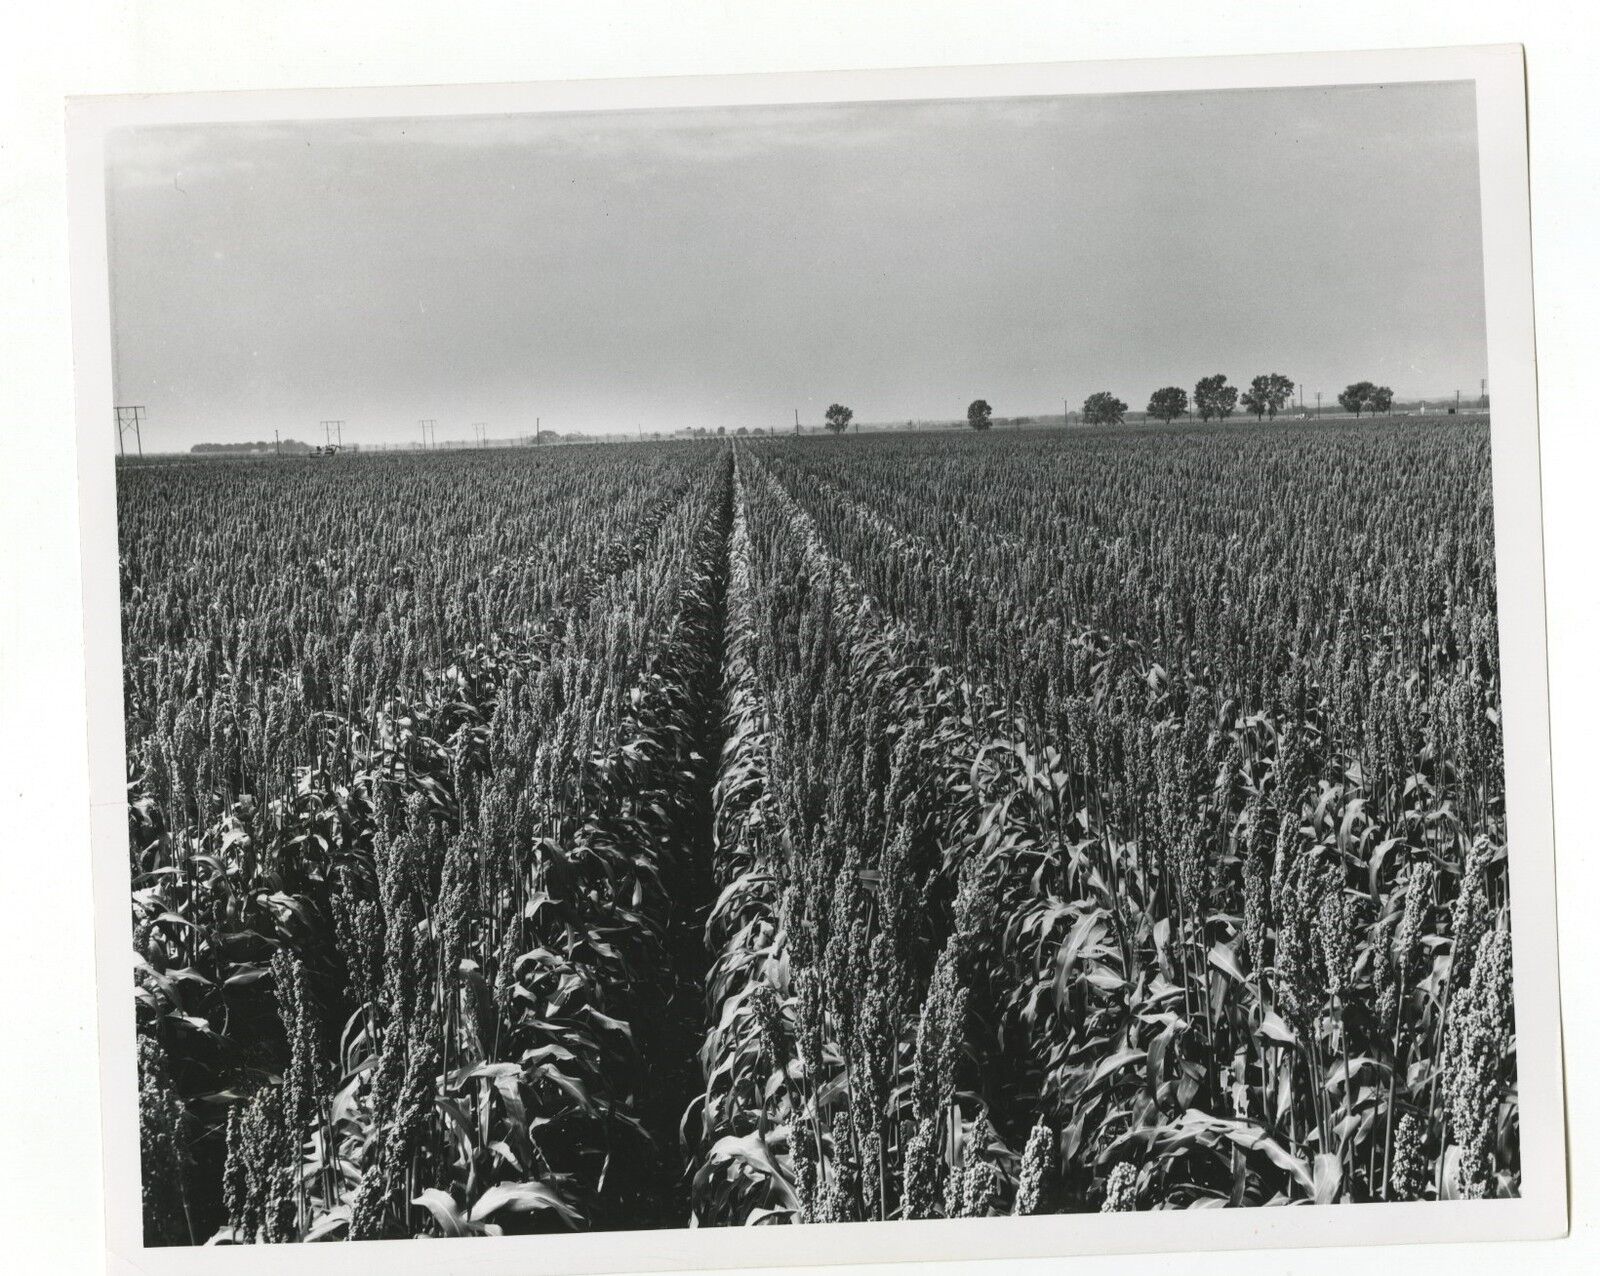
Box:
xmin=191 ymin=439 xmax=317 ymax=455
xmin=818 ymin=378 xmax=1399 ymax=437
xmin=1095 ymin=375 xmax=1395 ymax=426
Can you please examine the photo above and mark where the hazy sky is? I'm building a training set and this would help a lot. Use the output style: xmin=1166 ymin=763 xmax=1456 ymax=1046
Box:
xmin=107 ymin=82 xmax=1486 ymax=448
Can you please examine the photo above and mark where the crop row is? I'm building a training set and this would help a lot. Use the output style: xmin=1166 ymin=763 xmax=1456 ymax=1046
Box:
xmin=686 ymin=429 xmax=1514 ymax=1217
xmin=132 ymin=446 xmax=732 ymax=1241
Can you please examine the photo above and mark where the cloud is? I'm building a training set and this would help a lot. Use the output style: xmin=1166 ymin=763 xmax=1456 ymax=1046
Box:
xmin=104 ymin=93 xmax=1110 ymax=193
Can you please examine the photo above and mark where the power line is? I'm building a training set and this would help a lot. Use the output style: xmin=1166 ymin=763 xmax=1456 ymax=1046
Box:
xmin=419 ymin=419 xmax=437 ymax=450
xmin=114 ymin=405 xmax=146 ymax=458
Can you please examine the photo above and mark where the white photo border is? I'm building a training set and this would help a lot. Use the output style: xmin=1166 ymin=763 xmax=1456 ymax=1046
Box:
xmin=67 ymin=42 xmax=1565 ymax=1276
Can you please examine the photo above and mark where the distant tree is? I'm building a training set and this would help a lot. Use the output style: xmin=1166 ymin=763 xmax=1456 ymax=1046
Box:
xmin=735 ymin=426 xmax=749 ymax=436
xmin=1241 ymin=372 xmax=1295 ymax=420
xmin=967 ymin=399 xmax=993 ymax=431
xmin=1193 ymin=373 xmax=1238 ymax=422
xmin=716 ymin=425 xmax=727 ymax=436
xmin=1082 ymin=391 xmax=1128 ymax=426
xmin=825 ymin=403 xmax=854 ymax=434
xmin=1370 ymin=385 xmax=1394 ymax=414
xmin=1338 ymin=381 xmax=1376 ymax=417
xmin=1147 ymin=386 xmax=1189 ymax=424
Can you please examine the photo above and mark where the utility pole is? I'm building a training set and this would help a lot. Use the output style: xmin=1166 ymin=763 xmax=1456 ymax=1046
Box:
xmin=275 ymin=428 xmax=281 ymax=457
xmin=1481 ymin=377 xmax=1488 ymax=408
xmin=321 ymin=420 xmax=344 ymax=448
xmin=472 ymin=423 xmax=487 ymax=447
xmin=1315 ymin=391 xmax=1321 ymax=417
xmin=794 ymin=408 xmax=800 ymax=436
xmin=114 ymin=406 xmax=146 ymax=458
xmin=535 ymin=416 xmax=541 ymax=446
xmin=1456 ymin=389 xmax=1461 ymax=412
xmin=420 ymin=419 xmax=436 ymax=450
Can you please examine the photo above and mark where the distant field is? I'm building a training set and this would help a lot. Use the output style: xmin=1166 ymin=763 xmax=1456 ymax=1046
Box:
xmin=122 ymin=416 xmax=1514 ymax=1243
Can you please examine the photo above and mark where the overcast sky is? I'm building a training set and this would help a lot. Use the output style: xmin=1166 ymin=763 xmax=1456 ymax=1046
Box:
xmin=107 ymin=82 xmax=1485 ymax=448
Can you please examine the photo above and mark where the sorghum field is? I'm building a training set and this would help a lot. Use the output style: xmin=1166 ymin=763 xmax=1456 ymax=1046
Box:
xmin=123 ymin=419 xmax=1516 ymax=1244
